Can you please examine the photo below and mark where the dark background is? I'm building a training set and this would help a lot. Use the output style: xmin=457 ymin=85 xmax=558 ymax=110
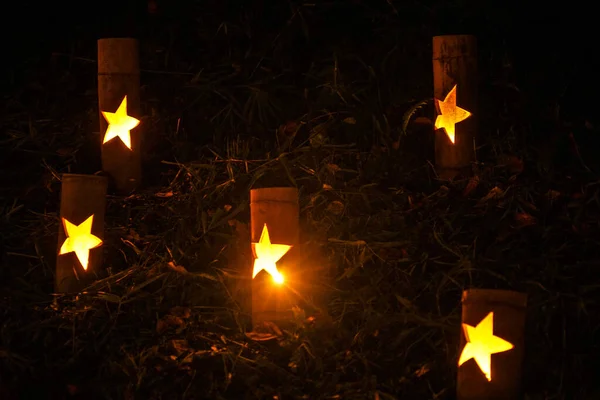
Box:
xmin=2 ymin=0 xmax=598 ymax=121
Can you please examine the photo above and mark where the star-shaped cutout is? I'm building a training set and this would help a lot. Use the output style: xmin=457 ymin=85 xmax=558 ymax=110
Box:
xmin=101 ymin=96 xmax=140 ymax=150
xmin=252 ymin=224 xmax=291 ymax=284
xmin=59 ymin=215 xmax=103 ymax=271
xmin=458 ymin=312 xmax=514 ymax=381
xmin=434 ymin=84 xmax=472 ymax=144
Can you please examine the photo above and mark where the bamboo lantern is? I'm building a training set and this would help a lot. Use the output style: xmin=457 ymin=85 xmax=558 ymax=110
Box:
xmin=457 ymin=289 xmax=527 ymax=400
xmin=432 ymin=35 xmax=478 ymax=177
xmin=249 ymin=187 xmax=299 ymax=329
xmin=55 ymin=174 xmax=108 ymax=293
xmin=98 ymin=38 xmax=142 ymax=193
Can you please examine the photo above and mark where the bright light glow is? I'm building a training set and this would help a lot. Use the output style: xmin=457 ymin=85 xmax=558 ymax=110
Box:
xmin=458 ymin=312 xmax=514 ymax=381
xmin=272 ymin=271 xmax=284 ymax=284
xmin=434 ymin=84 xmax=472 ymax=144
xmin=101 ymin=96 xmax=140 ymax=150
xmin=252 ymin=224 xmax=290 ymax=285
xmin=59 ymin=215 xmax=103 ymax=270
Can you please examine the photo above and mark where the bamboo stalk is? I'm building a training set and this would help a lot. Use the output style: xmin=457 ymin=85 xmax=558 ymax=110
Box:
xmin=55 ymin=174 xmax=108 ymax=293
xmin=432 ymin=35 xmax=478 ymax=178
xmin=457 ymin=289 xmax=527 ymax=400
xmin=249 ymin=187 xmax=299 ymax=329
xmin=98 ymin=38 xmax=142 ymax=193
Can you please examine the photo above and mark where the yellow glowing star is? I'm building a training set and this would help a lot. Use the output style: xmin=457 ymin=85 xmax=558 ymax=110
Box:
xmin=434 ymin=84 xmax=472 ymax=144
xmin=101 ymin=96 xmax=140 ymax=150
xmin=59 ymin=215 xmax=103 ymax=271
xmin=252 ymin=224 xmax=291 ymax=284
xmin=458 ymin=312 xmax=514 ymax=381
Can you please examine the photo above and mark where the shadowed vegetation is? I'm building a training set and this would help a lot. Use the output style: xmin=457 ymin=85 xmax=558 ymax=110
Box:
xmin=1 ymin=1 xmax=599 ymax=399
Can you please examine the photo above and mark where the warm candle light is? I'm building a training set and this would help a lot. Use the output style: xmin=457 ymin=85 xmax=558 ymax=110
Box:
xmin=252 ymin=224 xmax=290 ymax=284
xmin=59 ymin=214 xmax=103 ymax=271
xmin=101 ymin=95 xmax=140 ymax=150
xmin=435 ymin=84 xmax=472 ymax=144
xmin=458 ymin=311 xmax=514 ymax=381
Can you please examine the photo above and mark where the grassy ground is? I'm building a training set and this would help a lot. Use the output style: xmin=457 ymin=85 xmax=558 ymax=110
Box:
xmin=1 ymin=2 xmax=600 ymax=399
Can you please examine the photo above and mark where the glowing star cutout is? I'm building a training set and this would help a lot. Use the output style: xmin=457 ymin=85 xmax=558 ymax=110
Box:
xmin=59 ymin=215 xmax=103 ymax=271
xmin=252 ymin=224 xmax=291 ymax=285
xmin=434 ymin=84 xmax=472 ymax=144
xmin=101 ymin=96 xmax=140 ymax=150
xmin=458 ymin=312 xmax=514 ymax=381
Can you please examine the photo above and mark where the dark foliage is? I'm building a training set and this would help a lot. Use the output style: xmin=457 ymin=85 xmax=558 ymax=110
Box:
xmin=1 ymin=1 xmax=600 ymax=399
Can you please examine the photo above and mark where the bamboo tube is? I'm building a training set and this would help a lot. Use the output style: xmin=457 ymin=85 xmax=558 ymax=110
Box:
xmin=457 ymin=289 xmax=527 ymax=400
xmin=432 ymin=35 xmax=478 ymax=178
xmin=249 ymin=187 xmax=299 ymax=329
xmin=55 ymin=174 xmax=108 ymax=293
xmin=98 ymin=38 xmax=142 ymax=193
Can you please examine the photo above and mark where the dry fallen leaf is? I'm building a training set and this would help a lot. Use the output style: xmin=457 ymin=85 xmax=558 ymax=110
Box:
xmin=463 ymin=175 xmax=480 ymax=197
xmin=414 ymin=363 xmax=431 ymax=377
xmin=436 ymin=185 xmax=450 ymax=197
xmin=407 ymin=195 xmax=426 ymax=209
xmin=57 ymin=148 xmax=74 ymax=157
xmin=170 ymin=306 xmax=191 ymax=319
xmin=412 ymin=116 xmax=433 ymax=126
xmin=517 ymin=197 xmax=538 ymax=211
xmin=245 ymin=321 xmax=284 ymax=341
xmin=126 ymin=228 xmax=141 ymax=241
xmin=245 ymin=332 xmax=280 ymax=342
xmin=477 ymin=187 xmax=505 ymax=206
xmin=157 ymin=315 xmax=185 ymax=334
xmin=170 ymin=339 xmax=190 ymax=355
xmin=167 ymin=261 xmax=188 ymax=274
xmin=547 ymin=190 xmax=561 ymax=201
xmin=497 ymin=154 xmax=524 ymax=174
xmin=279 ymin=120 xmax=299 ymax=136
xmin=327 ymin=164 xmax=341 ymax=174
xmin=514 ymin=212 xmax=536 ymax=227
xmin=327 ymin=200 xmax=344 ymax=215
